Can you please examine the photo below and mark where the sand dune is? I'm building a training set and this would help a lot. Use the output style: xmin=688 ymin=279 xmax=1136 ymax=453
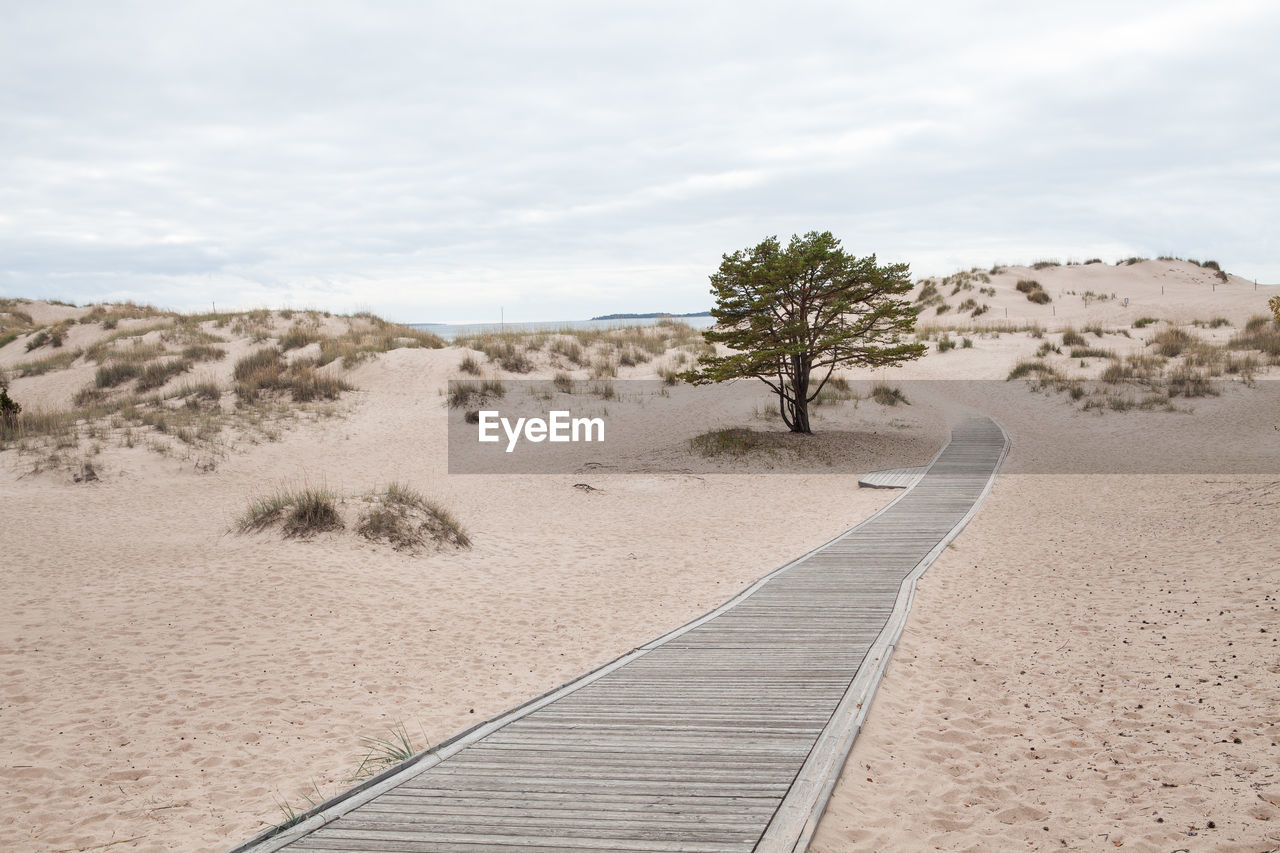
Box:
xmin=2 ymin=261 xmax=1278 ymax=851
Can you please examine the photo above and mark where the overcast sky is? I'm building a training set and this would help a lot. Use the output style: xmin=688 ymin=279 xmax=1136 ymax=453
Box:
xmin=2 ymin=2 xmax=1277 ymax=323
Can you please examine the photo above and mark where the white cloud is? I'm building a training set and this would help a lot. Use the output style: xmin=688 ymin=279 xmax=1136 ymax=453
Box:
xmin=1 ymin=1 xmax=1277 ymax=321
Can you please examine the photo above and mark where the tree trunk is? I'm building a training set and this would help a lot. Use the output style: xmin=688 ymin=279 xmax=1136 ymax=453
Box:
xmin=782 ymin=353 xmax=812 ymax=434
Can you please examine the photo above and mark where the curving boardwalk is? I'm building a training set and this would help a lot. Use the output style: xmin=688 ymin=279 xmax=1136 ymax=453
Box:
xmin=230 ymin=418 xmax=1009 ymax=853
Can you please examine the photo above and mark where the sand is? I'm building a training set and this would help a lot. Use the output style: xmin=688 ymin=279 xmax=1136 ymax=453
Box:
xmin=2 ymin=261 xmax=1278 ymax=852
xmin=810 ymin=474 xmax=1280 ymax=852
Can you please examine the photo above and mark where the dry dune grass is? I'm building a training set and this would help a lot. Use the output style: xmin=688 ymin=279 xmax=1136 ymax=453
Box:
xmin=0 ymin=305 xmax=442 ymax=474
xmin=453 ymin=319 xmax=711 ymax=377
xmin=236 ymin=480 xmax=470 ymax=552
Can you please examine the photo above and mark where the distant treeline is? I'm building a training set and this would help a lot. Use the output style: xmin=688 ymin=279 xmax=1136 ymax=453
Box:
xmin=589 ymin=311 xmax=712 ymax=321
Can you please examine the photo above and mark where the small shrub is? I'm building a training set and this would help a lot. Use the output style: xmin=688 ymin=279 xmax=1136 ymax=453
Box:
xmin=95 ymin=361 xmax=142 ymax=388
xmin=553 ymin=372 xmax=573 ymax=393
xmin=448 ymin=381 xmax=480 ymax=409
xmin=1016 ymin=279 xmax=1051 ymax=303
xmin=1244 ymin=314 xmax=1273 ymax=333
xmin=1228 ymin=318 xmax=1280 ymax=357
xmin=961 ymin=337 xmax=973 ymax=349
xmin=357 ymin=482 xmax=470 ymax=550
xmin=590 ymin=358 xmax=618 ymax=379
xmin=1031 ymin=260 xmax=1061 ymax=270
xmin=182 ymin=344 xmax=226 ymax=362
xmin=813 ymin=376 xmax=853 ymax=406
xmin=1008 ymin=360 xmax=1060 ymax=380
xmin=1035 ymin=341 xmax=1060 ymax=357
xmin=1208 ymin=317 xmax=1230 ymax=329
xmin=15 ymin=349 xmax=84 ymax=377
xmin=283 ymin=488 xmax=343 ymax=537
xmin=234 ymin=347 xmax=285 ymax=382
xmin=1061 ymin=328 xmax=1087 ymax=347
xmin=72 ymin=386 xmax=107 ymax=407
xmin=0 ymin=379 xmax=20 ymax=436
xmin=497 ymin=348 xmax=533 ymax=373
xmin=280 ymin=326 xmax=320 ymax=350
xmin=617 ymin=345 xmax=649 ymax=367
xmin=689 ymin=427 xmax=763 ymax=457
xmin=238 ymin=486 xmax=343 ymax=537
xmin=1224 ymin=353 xmax=1259 ymax=377
xmin=286 ymin=367 xmax=352 ymax=402
xmin=937 ymin=336 xmax=956 ymax=352
xmin=458 ymin=354 xmax=481 ymax=375
xmin=136 ymin=359 xmax=192 ymax=391
xmin=1167 ymin=366 xmax=1217 ymax=398
xmin=871 ymin=382 xmax=908 ymax=406
xmin=449 ymin=379 xmax=504 ymax=409
xmin=181 ymin=381 xmax=223 ymax=402
xmin=549 ymin=337 xmax=585 ymax=365
xmin=25 ymin=329 xmax=51 ymax=351
xmin=1133 ymin=317 xmax=1159 ymax=329
xmin=1084 ymin=258 xmax=1103 ymax=265
xmin=1150 ymin=327 xmax=1195 ymax=357
xmin=1101 ymin=362 xmax=1136 ymax=383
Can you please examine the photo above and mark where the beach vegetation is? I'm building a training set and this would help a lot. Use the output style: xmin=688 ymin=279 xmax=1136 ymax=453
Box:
xmin=871 ymin=382 xmax=908 ymax=406
xmin=238 ymin=484 xmax=343 ymax=537
xmin=357 ymin=482 xmax=470 ymax=551
xmin=351 ymin=722 xmax=424 ymax=780
xmin=1149 ymin=327 xmax=1196 ymax=357
xmin=1061 ymin=328 xmax=1086 ymax=347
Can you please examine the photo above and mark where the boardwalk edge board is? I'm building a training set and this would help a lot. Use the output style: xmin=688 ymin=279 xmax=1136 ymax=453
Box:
xmin=226 ymin=418 xmax=1008 ymax=853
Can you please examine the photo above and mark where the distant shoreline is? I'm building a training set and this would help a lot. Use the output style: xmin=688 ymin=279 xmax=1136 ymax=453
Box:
xmin=589 ymin=311 xmax=712 ymax=321
xmin=410 ymin=313 xmax=716 ymax=341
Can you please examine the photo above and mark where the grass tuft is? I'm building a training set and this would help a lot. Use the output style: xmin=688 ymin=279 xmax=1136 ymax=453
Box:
xmin=357 ymin=482 xmax=471 ymax=550
xmin=689 ymin=427 xmax=764 ymax=457
xmin=351 ymin=723 xmax=423 ymax=780
xmin=238 ymin=485 xmax=343 ymax=538
xmin=870 ymin=382 xmax=908 ymax=406
xmin=1149 ymin=327 xmax=1196 ymax=358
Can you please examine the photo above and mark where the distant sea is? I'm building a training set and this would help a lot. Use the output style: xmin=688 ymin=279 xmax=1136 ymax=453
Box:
xmin=411 ymin=314 xmax=714 ymax=342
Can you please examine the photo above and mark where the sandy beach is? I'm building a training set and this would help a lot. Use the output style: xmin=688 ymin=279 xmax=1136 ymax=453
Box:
xmin=3 ymin=259 xmax=1279 ymax=851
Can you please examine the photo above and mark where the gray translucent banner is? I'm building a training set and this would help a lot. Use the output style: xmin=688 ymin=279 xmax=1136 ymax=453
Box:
xmin=446 ymin=379 xmax=1280 ymax=475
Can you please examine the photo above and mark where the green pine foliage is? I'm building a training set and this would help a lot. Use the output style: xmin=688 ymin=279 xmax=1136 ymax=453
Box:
xmin=681 ymin=232 xmax=925 ymax=433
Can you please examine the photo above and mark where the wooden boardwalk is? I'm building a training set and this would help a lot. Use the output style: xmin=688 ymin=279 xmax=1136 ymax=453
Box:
xmin=231 ymin=418 xmax=1009 ymax=853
